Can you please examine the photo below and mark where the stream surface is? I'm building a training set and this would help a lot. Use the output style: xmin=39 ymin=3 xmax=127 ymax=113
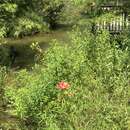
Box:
xmin=5 ymin=27 xmax=71 ymax=69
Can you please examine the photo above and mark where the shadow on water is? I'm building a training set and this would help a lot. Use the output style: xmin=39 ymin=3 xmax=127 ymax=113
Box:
xmin=5 ymin=28 xmax=71 ymax=69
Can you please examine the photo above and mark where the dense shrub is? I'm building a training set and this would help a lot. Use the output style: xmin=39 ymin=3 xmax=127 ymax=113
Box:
xmin=6 ymin=29 xmax=130 ymax=130
xmin=13 ymin=17 xmax=47 ymax=38
xmin=0 ymin=0 xmax=65 ymax=37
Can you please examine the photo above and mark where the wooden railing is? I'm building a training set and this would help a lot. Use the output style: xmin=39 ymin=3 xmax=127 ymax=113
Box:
xmin=96 ymin=17 xmax=129 ymax=33
xmin=96 ymin=5 xmax=129 ymax=33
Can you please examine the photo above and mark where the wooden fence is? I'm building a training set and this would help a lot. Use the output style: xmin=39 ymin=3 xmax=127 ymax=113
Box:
xmin=96 ymin=5 xmax=129 ymax=33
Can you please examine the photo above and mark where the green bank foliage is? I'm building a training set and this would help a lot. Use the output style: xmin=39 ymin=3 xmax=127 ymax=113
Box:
xmin=0 ymin=0 xmax=119 ymax=38
xmin=0 ymin=0 xmax=65 ymax=38
xmin=0 ymin=0 xmax=127 ymax=38
xmin=5 ymin=29 xmax=130 ymax=130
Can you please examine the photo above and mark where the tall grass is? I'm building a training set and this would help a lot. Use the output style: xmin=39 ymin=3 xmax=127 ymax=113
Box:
xmin=5 ymin=29 xmax=130 ymax=130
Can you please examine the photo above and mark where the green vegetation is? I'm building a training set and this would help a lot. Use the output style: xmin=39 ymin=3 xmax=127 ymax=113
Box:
xmin=0 ymin=0 xmax=65 ymax=38
xmin=4 ymin=29 xmax=130 ymax=129
xmin=0 ymin=0 xmax=116 ymax=38
xmin=1 ymin=0 xmax=130 ymax=130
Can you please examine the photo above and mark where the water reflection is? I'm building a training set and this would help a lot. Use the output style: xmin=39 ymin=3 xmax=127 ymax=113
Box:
xmin=5 ymin=29 xmax=70 ymax=69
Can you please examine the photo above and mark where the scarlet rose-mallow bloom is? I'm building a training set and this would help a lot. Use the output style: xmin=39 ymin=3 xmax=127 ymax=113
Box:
xmin=56 ymin=81 xmax=70 ymax=90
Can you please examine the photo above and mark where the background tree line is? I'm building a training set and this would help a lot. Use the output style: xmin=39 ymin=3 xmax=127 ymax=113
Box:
xmin=0 ymin=0 xmax=127 ymax=38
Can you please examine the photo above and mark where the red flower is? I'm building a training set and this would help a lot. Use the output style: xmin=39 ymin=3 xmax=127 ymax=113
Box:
xmin=57 ymin=81 xmax=70 ymax=90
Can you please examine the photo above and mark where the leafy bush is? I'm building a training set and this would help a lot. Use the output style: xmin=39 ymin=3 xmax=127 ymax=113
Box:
xmin=6 ymin=29 xmax=130 ymax=130
xmin=13 ymin=17 xmax=47 ymax=38
xmin=0 ymin=0 xmax=65 ymax=37
xmin=42 ymin=0 xmax=64 ymax=29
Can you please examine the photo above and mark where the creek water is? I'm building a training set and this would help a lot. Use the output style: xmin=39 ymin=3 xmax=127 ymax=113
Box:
xmin=5 ymin=27 xmax=71 ymax=69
